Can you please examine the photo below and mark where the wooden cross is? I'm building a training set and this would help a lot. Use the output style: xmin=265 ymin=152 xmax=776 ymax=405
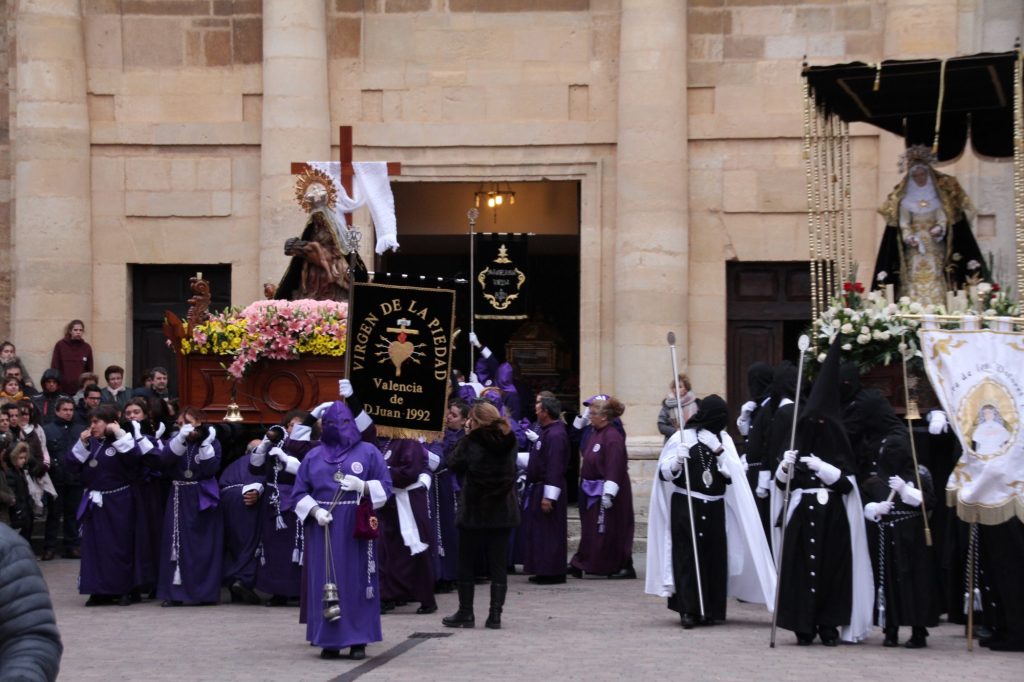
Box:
xmin=290 ymin=125 xmax=402 ymax=227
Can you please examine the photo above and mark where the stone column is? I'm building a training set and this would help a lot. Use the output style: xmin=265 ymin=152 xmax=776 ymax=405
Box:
xmin=613 ymin=0 xmax=688 ymax=437
xmin=260 ymin=0 xmax=332 ymax=284
xmin=13 ymin=0 xmax=92 ymax=374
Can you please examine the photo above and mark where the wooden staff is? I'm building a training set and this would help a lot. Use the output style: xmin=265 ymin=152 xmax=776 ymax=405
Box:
xmin=770 ymin=334 xmax=810 ymax=648
xmin=900 ymin=350 xmax=933 ymax=547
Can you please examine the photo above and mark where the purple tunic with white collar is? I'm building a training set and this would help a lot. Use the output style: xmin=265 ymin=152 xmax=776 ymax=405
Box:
xmin=66 ymin=433 xmax=140 ymax=596
xmin=156 ymin=433 xmax=223 ymax=604
xmin=293 ymin=440 xmax=391 ymax=649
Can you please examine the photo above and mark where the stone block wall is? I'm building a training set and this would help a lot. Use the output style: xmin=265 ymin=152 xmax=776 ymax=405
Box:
xmin=4 ymin=0 xmax=1019 ymax=420
xmin=0 ymin=1 xmax=10 ymax=343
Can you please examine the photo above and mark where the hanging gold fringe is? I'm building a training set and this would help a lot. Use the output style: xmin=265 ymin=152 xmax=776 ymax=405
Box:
xmin=374 ymin=425 xmax=444 ymax=441
xmin=804 ymin=72 xmax=854 ymax=324
xmin=803 ymin=74 xmax=820 ymax=326
xmin=948 ymin=490 xmax=1024 ymax=526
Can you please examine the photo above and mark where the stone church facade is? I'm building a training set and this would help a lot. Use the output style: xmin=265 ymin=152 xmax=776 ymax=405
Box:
xmin=0 ymin=0 xmax=1019 ymax=450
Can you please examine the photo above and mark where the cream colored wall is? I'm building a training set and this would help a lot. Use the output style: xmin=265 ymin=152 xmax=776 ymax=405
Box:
xmin=5 ymin=0 xmax=1018 ymax=444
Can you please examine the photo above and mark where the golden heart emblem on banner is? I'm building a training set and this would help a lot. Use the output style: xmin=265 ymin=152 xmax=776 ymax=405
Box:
xmin=388 ymin=339 xmax=414 ymax=375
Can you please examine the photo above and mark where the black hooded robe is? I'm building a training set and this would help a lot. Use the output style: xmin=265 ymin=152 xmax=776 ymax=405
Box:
xmin=775 ymin=341 xmax=857 ymax=640
xmin=663 ymin=396 xmax=731 ymax=623
xmin=860 ymin=432 xmax=936 ymax=632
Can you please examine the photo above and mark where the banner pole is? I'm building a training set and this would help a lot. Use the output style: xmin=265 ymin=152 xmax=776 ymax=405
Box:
xmin=468 ymin=208 xmax=478 ymax=376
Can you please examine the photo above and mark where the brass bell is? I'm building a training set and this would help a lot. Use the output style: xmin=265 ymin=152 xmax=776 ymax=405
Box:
xmin=223 ymin=401 xmax=244 ymax=423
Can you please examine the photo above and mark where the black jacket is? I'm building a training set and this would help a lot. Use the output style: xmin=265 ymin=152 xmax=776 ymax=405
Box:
xmin=448 ymin=427 xmax=520 ymax=530
xmin=43 ymin=418 xmax=78 ymax=486
xmin=0 ymin=524 xmax=63 ymax=680
xmin=4 ymin=469 xmax=32 ymax=531
xmin=31 ymin=369 xmax=66 ymax=425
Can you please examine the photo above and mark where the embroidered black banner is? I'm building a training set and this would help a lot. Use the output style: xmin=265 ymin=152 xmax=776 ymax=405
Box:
xmin=474 ymin=233 xmax=528 ymax=321
xmin=348 ymin=283 xmax=456 ymax=438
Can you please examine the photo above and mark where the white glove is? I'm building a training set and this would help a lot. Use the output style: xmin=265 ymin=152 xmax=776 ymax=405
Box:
xmin=600 ymin=493 xmax=613 ymax=510
xmin=468 ymin=332 xmax=481 ymax=348
xmin=469 ymin=372 xmax=479 ymax=383
xmin=927 ymin=410 xmax=948 ymax=435
xmin=311 ymin=401 xmax=333 ymax=419
xmin=776 ymin=449 xmax=798 ymax=482
xmin=339 ymin=379 xmax=353 ymax=398
xmin=697 ymin=430 xmax=722 ymax=452
xmin=524 ymin=429 xmax=539 ymax=443
xmin=155 ymin=422 xmax=166 ymax=439
xmin=254 ymin=436 xmax=272 ymax=456
xmin=675 ymin=443 xmax=691 ymax=462
xmin=269 ymin=446 xmax=287 ymax=463
xmin=572 ymin=406 xmax=591 ymax=430
xmin=314 ymin=507 xmax=333 ymax=527
xmin=130 ymin=420 xmax=143 ymax=440
xmin=736 ymin=400 xmax=757 ymax=436
xmin=340 ymin=474 xmax=365 ymax=495
xmin=177 ymin=423 xmax=195 ymax=440
xmin=864 ymin=500 xmax=893 ymax=522
xmin=801 ymin=455 xmax=841 ymax=486
xmin=202 ymin=426 xmax=216 ymax=447
xmin=740 ymin=454 xmax=749 ymax=472
xmin=755 ymin=470 xmax=771 ymax=498
xmin=888 ymin=475 xmax=907 ymax=493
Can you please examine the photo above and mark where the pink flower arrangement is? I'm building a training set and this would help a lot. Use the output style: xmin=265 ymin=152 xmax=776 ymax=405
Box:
xmin=185 ymin=299 xmax=348 ymax=379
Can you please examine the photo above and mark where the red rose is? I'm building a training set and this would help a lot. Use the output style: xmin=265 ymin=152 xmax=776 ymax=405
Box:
xmin=854 ymin=282 xmax=865 ymax=293
xmin=843 ymin=282 xmax=853 ymax=292
xmin=992 ymin=283 xmax=1001 ymax=292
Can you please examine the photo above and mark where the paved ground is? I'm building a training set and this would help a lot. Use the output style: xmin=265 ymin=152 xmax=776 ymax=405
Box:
xmin=42 ymin=556 xmax=1020 ymax=682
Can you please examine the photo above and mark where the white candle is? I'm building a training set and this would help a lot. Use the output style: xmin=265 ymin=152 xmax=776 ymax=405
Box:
xmin=196 ymin=271 xmax=203 ymax=281
xmin=885 ymin=284 xmax=894 ymax=305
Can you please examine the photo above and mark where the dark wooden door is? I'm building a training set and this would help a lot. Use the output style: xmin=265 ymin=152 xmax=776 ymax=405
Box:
xmin=131 ymin=264 xmax=231 ymax=396
xmin=726 ymin=262 xmax=810 ymax=423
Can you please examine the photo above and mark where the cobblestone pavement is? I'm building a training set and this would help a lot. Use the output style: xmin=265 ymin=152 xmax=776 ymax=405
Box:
xmin=43 ymin=556 xmax=1021 ymax=682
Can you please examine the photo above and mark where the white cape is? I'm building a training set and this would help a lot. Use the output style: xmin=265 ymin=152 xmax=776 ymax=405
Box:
xmin=645 ymin=430 xmax=777 ymax=609
xmin=769 ymin=472 xmax=873 ymax=643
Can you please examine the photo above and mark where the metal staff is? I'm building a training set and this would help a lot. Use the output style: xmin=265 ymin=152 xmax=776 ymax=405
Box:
xmin=342 ymin=228 xmax=362 ymax=380
xmin=899 ymin=349 xmax=933 ymax=546
xmin=667 ymin=331 xmax=704 ymax=619
xmin=770 ymin=334 xmax=811 ymax=648
xmin=467 ymin=207 xmax=479 ymax=375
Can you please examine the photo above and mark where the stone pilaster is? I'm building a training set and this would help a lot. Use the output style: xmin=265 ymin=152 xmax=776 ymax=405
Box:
xmin=613 ymin=0 xmax=688 ymax=437
xmin=13 ymin=0 xmax=92 ymax=374
xmin=259 ymin=0 xmax=331 ymax=285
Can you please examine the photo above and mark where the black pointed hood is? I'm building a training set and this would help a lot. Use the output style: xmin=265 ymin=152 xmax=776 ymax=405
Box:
xmin=795 ymin=337 xmax=854 ymax=473
xmin=747 ymin=362 xmax=774 ymax=404
xmin=769 ymin=361 xmax=798 ymax=413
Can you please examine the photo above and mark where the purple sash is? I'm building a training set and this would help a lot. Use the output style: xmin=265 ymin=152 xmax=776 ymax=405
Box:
xmin=580 ymin=478 xmax=604 ymax=509
xmin=198 ymin=478 xmax=220 ymax=511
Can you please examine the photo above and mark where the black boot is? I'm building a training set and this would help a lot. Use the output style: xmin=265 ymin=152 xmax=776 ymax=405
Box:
xmin=905 ymin=626 xmax=928 ymax=649
xmin=486 ymin=582 xmax=507 ymax=629
xmin=883 ymin=626 xmax=899 ymax=647
xmin=442 ymin=582 xmax=475 ymax=628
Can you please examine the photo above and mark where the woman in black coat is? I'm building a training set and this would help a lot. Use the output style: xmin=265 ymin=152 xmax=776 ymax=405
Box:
xmin=443 ymin=401 xmax=520 ymax=630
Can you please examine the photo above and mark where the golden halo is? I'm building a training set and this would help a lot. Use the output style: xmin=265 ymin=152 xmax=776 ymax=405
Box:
xmin=294 ymin=168 xmax=338 ymax=213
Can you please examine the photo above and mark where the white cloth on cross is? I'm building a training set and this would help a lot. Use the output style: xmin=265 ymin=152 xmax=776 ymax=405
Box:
xmin=309 ymin=160 xmax=399 ymax=254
